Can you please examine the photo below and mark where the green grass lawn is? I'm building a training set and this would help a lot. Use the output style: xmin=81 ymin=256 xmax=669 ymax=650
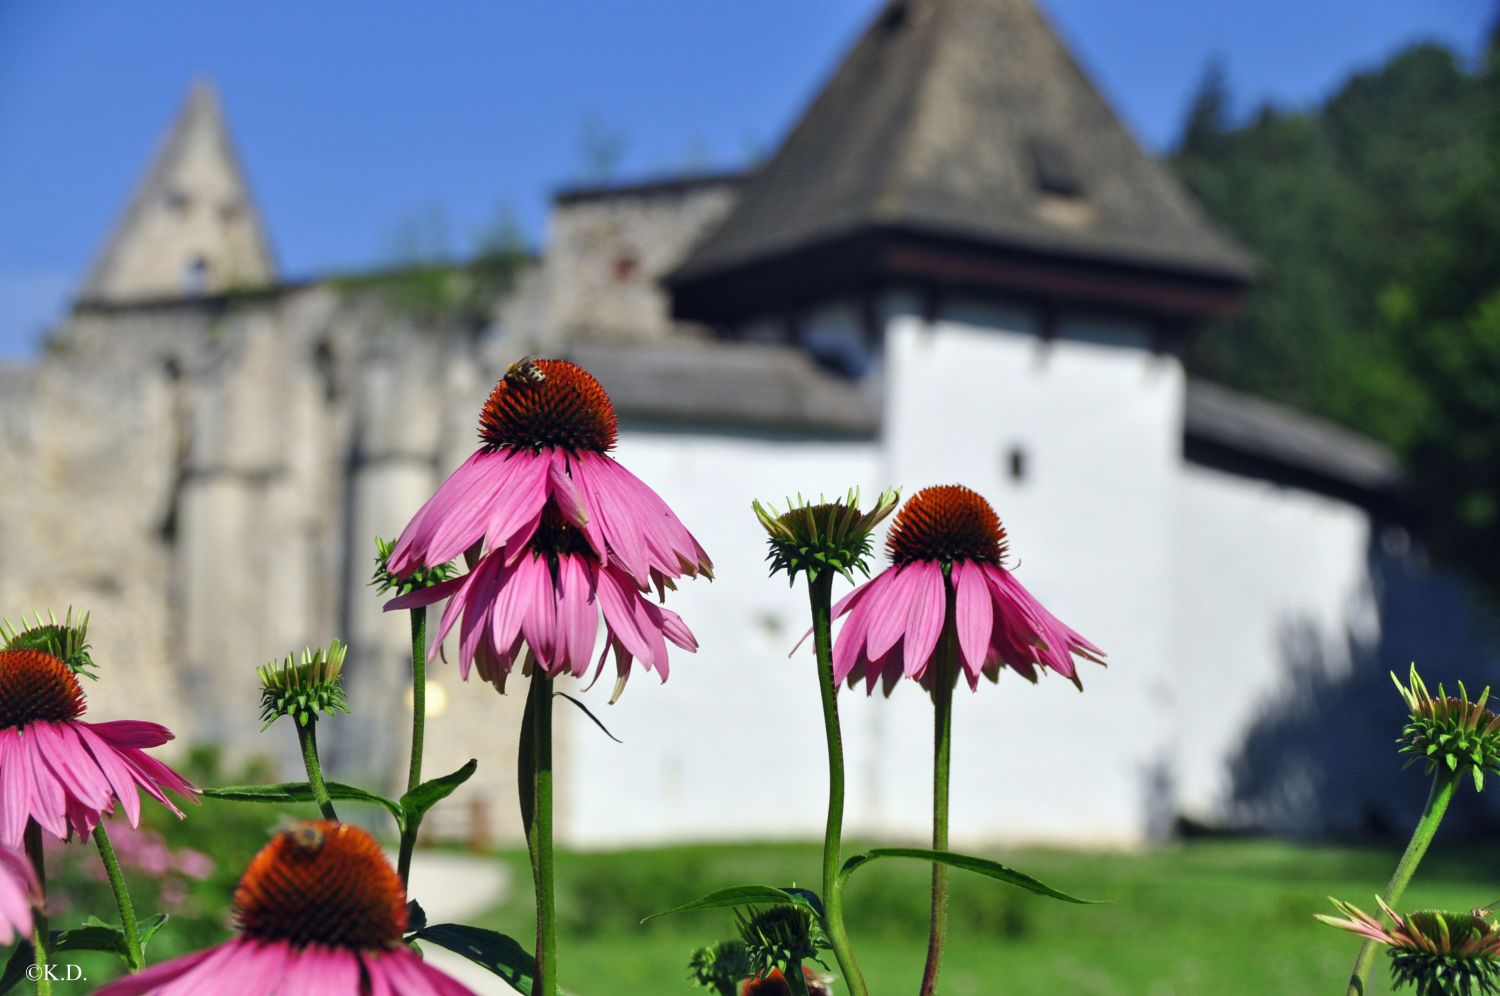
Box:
xmin=468 ymin=837 xmax=1500 ymax=995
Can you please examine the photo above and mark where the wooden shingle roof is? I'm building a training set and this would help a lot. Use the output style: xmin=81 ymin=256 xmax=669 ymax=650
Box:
xmin=671 ymin=0 xmax=1254 ymax=323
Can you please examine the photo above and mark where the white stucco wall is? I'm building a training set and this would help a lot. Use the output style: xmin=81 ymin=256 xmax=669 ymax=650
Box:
xmin=1172 ymin=463 xmax=1376 ymax=824
xmin=877 ymin=294 xmax=1184 ymax=846
xmin=557 ymin=425 xmax=880 ymax=847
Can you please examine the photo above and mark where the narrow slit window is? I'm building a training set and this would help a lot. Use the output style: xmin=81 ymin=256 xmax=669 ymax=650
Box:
xmin=1007 ymin=446 xmax=1027 ymax=482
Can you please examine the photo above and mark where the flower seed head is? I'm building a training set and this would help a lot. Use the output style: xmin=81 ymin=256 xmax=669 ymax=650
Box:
xmin=0 ymin=649 xmax=86 ymax=729
xmin=258 ymin=640 xmax=350 ymax=729
xmin=1 ymin=608 xmax=95 ymax=679
xmin=753 ymin=487 xmax=899 ymax=585
xmin=885 ymin=485 xmax=1008 ymax=567
xmin=1393 ymin=665 xmax=1500 ymax=792
xmin=478 ymin=358 xmax=618 ymax=453
xmin=235 ymin=821 xmax=407 ymax=949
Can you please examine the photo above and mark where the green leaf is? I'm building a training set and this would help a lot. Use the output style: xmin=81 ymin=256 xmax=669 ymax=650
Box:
xmin=406 ymin=899 xmax=428 ymax=932
xmin=838 ymin=848 xmax=1103 ymax=905
xmin=555 ymin=691 xmax=623 ymax=743
xmin=412 ymin=923 xmax=536 ymax=993
xmin=137 ymin=913 xmax=169 ymax=957
xmin=781 ymin=887 xmax=826 ymax=923
xmin=51 ymin=923 xmax=129 ymax=958
xmin=204 ymin=781 xmax=405 ymax=827
xmin=643 ymin=885 xmax=809 ymax=923
xmin=400 ymin=759 xmax=478 ymax=824
xmin=0 ymin=940 xmax=32 ymax=993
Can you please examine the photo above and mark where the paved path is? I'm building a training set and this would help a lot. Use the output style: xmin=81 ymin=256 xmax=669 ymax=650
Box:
xmin=395 ymin=849 xmax=520 ymax=994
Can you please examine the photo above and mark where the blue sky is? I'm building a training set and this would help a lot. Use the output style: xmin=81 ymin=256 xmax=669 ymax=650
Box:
xmin=0 ymin=1 xmax=1492 ymax=356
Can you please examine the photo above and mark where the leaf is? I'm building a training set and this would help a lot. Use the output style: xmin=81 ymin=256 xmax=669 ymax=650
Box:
xmin=412 ymin=923 xmax=536 ymax=994
xmin=204 ymin=781 xmax=405 ymax=827
xmin=643 ymin=885 xmax=811 ymax=923
xmin=838 ymin=848 xmax=1102 ymax=905
xmin=518 ymin=679 xmax=538 ymax=832
xmin=399 ymin=759 xmax=478 ymax=824
xmin=51 ymin=923 xmax=129 ymax=958
xmin=406 ymin=899 xmax=428 ymax=932
xmin=0 ymin=940 xmax=31 ymax=994
xmin=137 ymin=913 xmax=169 ymax=957
xmin=554 ymin=692 xmax=623 ymax=743
xmin=781 ymin=887 xmax=826 ymax=923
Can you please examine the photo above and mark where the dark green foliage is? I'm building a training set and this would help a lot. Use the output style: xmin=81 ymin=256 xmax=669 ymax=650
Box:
xmin=1176 ymin=32 xmax=1500 ymax=598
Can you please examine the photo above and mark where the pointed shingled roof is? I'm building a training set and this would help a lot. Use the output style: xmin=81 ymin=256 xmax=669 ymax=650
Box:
xmin=670 ymin=0 xmax=1254 ymax=323
xmin=80 ymin=81 xmax=275 ymax=304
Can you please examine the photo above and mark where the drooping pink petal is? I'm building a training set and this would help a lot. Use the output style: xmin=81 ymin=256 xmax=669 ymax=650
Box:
xmin=953 ymin=560 xmax=994 ymax=680
xmin=0 ymin=846 xmax=34 ymax=945
xmin=865 ymin=565 xmax=924 ymax=661
xmin=383 ymin=573 xmax=467 ymax=612
xmin=900 ymin=561 xmax=947 ymax=679
xmin=829 ymin=570 xmax=892 ymax=684
xmin=595 ymin=564 xmax=655 ymax=667
xmin=517 ymin=555 xmax=562 ymax=674
xmin=556 ymin=554 xmax=600 ymax=678
xmin=0 ymin=732 xmax=29 ymax=846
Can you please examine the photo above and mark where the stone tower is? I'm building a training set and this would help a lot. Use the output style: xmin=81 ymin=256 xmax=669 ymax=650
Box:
xmin=79 ymin=81 xmax=275 ymax=304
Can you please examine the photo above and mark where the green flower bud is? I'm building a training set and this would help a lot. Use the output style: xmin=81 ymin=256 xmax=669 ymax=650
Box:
xmin=1 ymin=608 xmax=95 ymax=679
xmin=369 ymin=535 xmax=457 ymax=597
xmin=1393 ymin=665 xmax=1500 ymax=792
xmin=753 ymin=487 xmax=900 ymax=586
xmin=258 ymin=640 xmax=350 ymax=730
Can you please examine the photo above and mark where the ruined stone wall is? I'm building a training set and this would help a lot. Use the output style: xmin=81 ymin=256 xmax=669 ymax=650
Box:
xmin=543 ymin=177 xmax=742 ymax=347
xmin=1 ymin=286 xmax=534 ymax=843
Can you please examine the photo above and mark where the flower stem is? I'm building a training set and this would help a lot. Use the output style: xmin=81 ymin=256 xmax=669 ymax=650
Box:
xmin=1345 ymin=769 xmax=1460 ymax=996
xmin=24 ymin=820 xmax=50 ymax=996
xmin=785 ymin=960 xmax=811 ymax=996
xmin=397 ymin=607 xmax=427 ymax=888
xmin=919 ymin=606 xmax=958 ymax=996
xmin=806 ymin=572 xmax=869 ymax=996
xmin=92 ymin=824 xmax=142 ymax=971
xmin=526 ymin=668 xmax=559 ymax=996
xmin=295 ymin=719 xmax=338 ymax=821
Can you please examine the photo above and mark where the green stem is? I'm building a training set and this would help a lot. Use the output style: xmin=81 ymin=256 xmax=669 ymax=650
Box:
xmin=806 ymin=572 xmax=869 ymax=996
xmin=919 ymin=602 xmax=958 ymax=996
xmin=398 ymin=607 xmax=428 ymax=888
xmin=92 ymin=824 xmax=142 ymax=971
xmin=25 ymin=820 xmax=50 ymax=996
xmin=1345 ymin=770 xmax=1460 ymax=996
xmin=406 ymin=608 xmax=427 ymax=795
xmin=295 ymin=720 xmax=338 ymax=821
xmin=784 ymin=959 xmax=811 ymax=996
xmin=526 ymin=668 xmax=558 ymax=996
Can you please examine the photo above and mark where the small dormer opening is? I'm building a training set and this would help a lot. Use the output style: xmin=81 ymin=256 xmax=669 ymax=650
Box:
xmin=164 ymin=188 xmax=191 ymax=215
xmin=1028 ymin=138 xmax=1084 ymax=199
xmin=612 ymin=254 xmax=639 ymax=283
xmin=219 ymin=199 xmax=242 ymax=223
xmin=876 ymin=1 xmax=909 ymax=37
xmin=183 ymin=255 xmax=209 ymax=295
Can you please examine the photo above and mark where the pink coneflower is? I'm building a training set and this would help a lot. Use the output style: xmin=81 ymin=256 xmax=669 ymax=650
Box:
xmin=1319 ymin=897 xmax=1500 ymax=995
xmin=829 ymin=485 xmax=1104 ymax=695
xmin=387 ymin=358 xmax=710 ymax=594
xmin=0 ymin=846 xmax=37 ymax=945
xmin=97 ymin=821 xmax=475 ymax=996
xmin=389 ymin=509 xmax=697 ymax=698
xmin=0 ymin=649 xmax=195 ymax=847
xmin=384 ymin=359 xmax=706 ymax=696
